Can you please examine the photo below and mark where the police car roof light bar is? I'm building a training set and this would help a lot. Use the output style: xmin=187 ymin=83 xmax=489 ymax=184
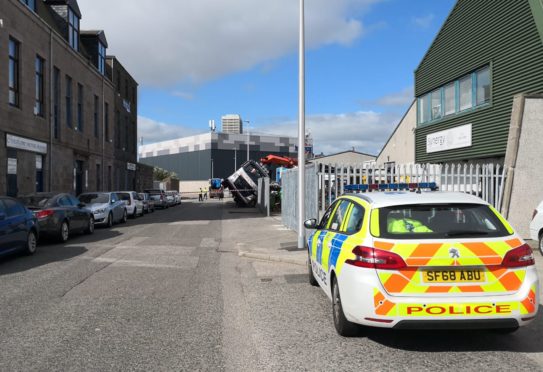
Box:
xmin=343 ymin=182 xmax=438 ymax=193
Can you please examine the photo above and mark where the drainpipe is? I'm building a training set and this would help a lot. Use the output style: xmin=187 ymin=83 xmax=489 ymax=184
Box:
xmin=49 ymin=29 xmax=54 ymax=192
xmin=102 ymin=75 xmax=105 ymax=191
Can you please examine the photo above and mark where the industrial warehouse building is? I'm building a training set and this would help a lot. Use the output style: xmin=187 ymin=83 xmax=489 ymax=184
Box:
xmin=0 ymin=0 xmax=138 ymax=197
xmin=378 ymin=0 xmax=543 ymax=237
xmin=139 ymin=132 xmax=297 ymax=181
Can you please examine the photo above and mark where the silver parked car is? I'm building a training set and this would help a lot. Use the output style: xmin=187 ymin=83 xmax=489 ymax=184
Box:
xmin=78 ymin=192 xmax=127 ymax=227
xmin=117 ymin=191 xmax=144 ymax=218
xmin=139 ymin=193 xmax=155 ymax=214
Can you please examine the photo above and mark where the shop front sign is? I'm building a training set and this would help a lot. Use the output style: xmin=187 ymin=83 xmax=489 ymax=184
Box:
xmin=426 ymin=124 xmax=472 ymax=153
xmin=6 ymin=134 xmax=47 ymax=154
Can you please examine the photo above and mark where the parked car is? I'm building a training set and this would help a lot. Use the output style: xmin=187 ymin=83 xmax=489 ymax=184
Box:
xmin=145 ymin=189 xmax=168 ymax=209
xmin=165 ymin=191 xmax=176 ymax=207
xmin=78 ymin=192 xmax=127 ymax=227
xmin=0 ymin=197 xmax=39 ymax=256
xmin=169 ymin=190 xmax=181 ymax=204
xmin=20 ymin=193 xmax=94 ymax=242
xmin=530 ymin=200 xmax=543 ymax=255
xmin=138 ymin=193 xmax=155 ymax=214
xmin=117 ymin=191 xmax=144 ymax=218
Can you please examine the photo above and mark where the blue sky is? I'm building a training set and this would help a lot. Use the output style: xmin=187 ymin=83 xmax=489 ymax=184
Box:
xmin=79 ymin=0 xmax=456 ymax=155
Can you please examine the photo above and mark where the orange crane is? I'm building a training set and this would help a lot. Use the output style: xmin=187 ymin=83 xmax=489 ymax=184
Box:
xmin=260 ymin=154 xmax=298 ymax=168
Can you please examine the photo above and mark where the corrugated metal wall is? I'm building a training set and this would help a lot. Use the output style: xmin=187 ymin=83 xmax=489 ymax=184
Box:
xmin=415 ymin=0 xmax=543 ymax=163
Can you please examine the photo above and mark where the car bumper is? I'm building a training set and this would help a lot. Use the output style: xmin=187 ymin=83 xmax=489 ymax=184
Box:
xmin=338 ymin=264 xmax=539 ymax=329
xmin=93 ymin=212 xmax=109 ymax=225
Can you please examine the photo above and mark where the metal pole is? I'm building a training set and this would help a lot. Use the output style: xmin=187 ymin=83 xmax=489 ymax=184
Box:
xmin=297 ymin=0 xmax=306 ymax=250
xmin=234 ymin=148 xmax=237 ymax=171
xmin=246 ymin=121 xmax=250 ymax=162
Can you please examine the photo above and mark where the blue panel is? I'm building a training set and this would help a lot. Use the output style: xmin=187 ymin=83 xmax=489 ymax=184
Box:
xmin=328 ymin=234 xmax=348 ymax=269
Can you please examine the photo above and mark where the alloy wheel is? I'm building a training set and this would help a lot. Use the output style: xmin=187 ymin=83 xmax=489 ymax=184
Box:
xmin=60 ymin=222 xmax=69 ymax=242
xmin=26 ymin=231 xmax=37 ymax=254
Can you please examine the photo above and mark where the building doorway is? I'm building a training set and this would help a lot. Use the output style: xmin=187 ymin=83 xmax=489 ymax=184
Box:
xmin=75 ymin=160 xmax=84 ymax=196
xmin=36 ymin=155 xmax=43 ymax=192
xmin=6 ymin=149 xmax=17 ymax=197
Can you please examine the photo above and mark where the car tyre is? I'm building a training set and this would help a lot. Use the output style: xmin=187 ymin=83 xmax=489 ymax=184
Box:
xmin=539 ymin=232 xmax=543 ymax=256
xmin=59 ymin=221 xmax=69 ymax=242
xmin=106 ymin=212 xmax=114 ymax=228
xmin=85 ymin=216 xmax=95 ymax=234
xmin=121 ymin=209 xmax=128 ymax=224
xmin=332 ymin=277 xmax=359 ymax=337
xmin=24 ymin=230 xmax=38 ymax=255
xmin=308 ymin=252 xmax=318 ymax=286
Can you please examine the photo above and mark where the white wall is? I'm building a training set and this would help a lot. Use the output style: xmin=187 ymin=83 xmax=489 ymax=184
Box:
xmin=507 ymin=97 xmax=543 ymax=238
xmin=376 ymin=101 xmax=416 ymax=165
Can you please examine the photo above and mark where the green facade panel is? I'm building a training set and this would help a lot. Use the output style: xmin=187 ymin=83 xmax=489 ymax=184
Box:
xmin=414 ymin=0 xmax=543 ymax=163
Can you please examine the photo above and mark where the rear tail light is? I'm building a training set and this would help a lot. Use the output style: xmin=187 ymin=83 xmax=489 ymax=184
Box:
xmin=35 ymin=209 xmax=54 ymax=219
xmin=502 ymin=244 xmax=535 ymax=268
xmin=346 ymin=246 xmax=406 ymax=270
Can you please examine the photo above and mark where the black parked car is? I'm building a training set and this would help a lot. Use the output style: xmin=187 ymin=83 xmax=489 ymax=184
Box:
xmin=0 ymin=197 xmax=39 ymax=256
xmin=19 ymin=193 xmax=94 ymax=242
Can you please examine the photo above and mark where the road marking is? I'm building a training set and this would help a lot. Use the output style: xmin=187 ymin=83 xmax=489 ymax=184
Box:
xmin=169 ymin=220 xmax=211 ymax=226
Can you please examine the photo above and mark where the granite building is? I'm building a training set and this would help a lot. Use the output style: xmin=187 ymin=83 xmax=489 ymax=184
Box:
xmin=0 ymin=0 xmax=137 ymax=196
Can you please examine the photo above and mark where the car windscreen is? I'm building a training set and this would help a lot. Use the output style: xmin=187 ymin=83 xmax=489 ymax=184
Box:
xmin=19 ymin=195 xmax=54 ymax=208
xmin=376 ymin=203 xmax=512 ymax=239
xmin=79 ymin=193 xmax=109 ymax=204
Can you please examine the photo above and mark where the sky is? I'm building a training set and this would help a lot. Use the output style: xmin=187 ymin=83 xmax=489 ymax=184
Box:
xmin=77 ymin=0 xmax=456 ymax=156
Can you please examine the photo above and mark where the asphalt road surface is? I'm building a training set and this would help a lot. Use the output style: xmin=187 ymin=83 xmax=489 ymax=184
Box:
xmin=1 ymin=199 xmax=542 ymax=371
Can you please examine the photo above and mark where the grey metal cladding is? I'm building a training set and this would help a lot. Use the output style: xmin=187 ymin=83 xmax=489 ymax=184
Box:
xmin=194 ymin=144 xmax=200 ymax=151
xmin=145 ymin=152 xmax=153 ymax=157
xmin=157 ymin=149 xmax=170 ymax=156
xmin=179 ymin=146 xmax=189 ymax=153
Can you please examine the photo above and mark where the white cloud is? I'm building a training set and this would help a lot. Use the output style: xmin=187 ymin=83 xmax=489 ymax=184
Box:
xmin=78 ymin=0 xmax=380 ymax=86
xmin=375 ymin=87 xmax=413 ymax=106
xmin=138 ymin=116 xmax=199 ymax=145
xmin=257 ymin=111 xmax=400 ymax=155
xmin=171 ymin=91 xmax=194 ymax=101
xmin=412 ymin=14 xmax=435 ymax=28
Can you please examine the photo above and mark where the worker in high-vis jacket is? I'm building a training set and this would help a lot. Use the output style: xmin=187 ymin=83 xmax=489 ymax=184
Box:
xmin=387 ymin=217 xmax=433 ymax=233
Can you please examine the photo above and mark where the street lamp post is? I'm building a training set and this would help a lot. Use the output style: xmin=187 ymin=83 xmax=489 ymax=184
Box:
xmin=297 ymin=0 xmax=306 ymax=250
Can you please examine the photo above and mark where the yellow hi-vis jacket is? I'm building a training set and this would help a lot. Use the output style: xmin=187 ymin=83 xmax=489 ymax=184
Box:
xmin=388 ymin=218 xmax=433 ymax=233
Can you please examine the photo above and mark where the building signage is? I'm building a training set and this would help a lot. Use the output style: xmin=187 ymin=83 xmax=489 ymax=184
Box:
xmin=6 ymin=134 xmax=47 ymax=154
xmin=127 ymin=162 xmax=136 ymax=171
xmin=426 ymin=124 xmax=472 ymax=153
xmin=7 ymin=158 xmax=17 ymax=175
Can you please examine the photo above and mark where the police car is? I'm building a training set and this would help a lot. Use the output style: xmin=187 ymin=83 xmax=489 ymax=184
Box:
xmin=305 ymin=184 xmax=538 ymax=336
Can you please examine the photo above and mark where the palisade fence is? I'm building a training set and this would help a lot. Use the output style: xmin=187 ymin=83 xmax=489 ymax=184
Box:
xmin=282 ymin=162 xmax=508 ymax=232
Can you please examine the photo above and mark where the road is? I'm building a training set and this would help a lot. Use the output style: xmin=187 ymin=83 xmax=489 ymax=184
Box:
xmin=1 ymin=199 xmax=542 ymax=371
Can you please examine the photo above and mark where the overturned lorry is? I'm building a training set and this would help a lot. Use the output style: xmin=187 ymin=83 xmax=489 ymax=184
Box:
xmin=222 ymin=160 xmax=269 ymax=207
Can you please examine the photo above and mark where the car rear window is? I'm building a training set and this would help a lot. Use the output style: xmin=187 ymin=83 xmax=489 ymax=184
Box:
xmin=19 ymin=195 xmax=53 ymax=208
xmin=79 ymin=193 xmax=109 ymax=204
xmin=376 ymin=203 xmax=512 ymax=239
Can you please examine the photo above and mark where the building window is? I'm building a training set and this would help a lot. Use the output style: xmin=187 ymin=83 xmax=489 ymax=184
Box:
xmin=459 ymin=75 xmax=472 ymax=112
xmin=417 ymin=65 xmax=491 ymax=125
xmin=66 ymin=76 xmax=72 ymax=127
xmin=116 ymin=110 xmax=121 ymax=149
xmin=96 ymin=164 xmax=101 ymax=191
xmin=20 ymin=0 xmax=36 ymax=11
xmin=68 ymin=7 xmax=80 ymax=51
xmin=476 ymin=66 xmax=490 ymax=105
xmin=104 ymin=102 xmax=110 ymax=142
xmin=94 ymin=95 xmax=99 ymax=138
xmin=77 ymin=83 xmax=83 ymax=131
xmin=418 ymin=93 xmax=430 ymax=124
xmin=431 ymin=89 xmax=442 ymax=120
xmin=98 ymin=42 xmax=106 ymax=75
xmin=8 ymin=38 xmax=20 ymax=107
xmin=53 ymin=67 xmax=60 ymax=138
xmin=35 ymin=56 xmax=45 ymax=117
xmin=444 ymin=83 xmax=455 ymax=116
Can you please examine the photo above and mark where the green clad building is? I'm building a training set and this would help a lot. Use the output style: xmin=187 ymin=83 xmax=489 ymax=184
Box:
xmin=414 ymin=0 xmax=543 ymax=163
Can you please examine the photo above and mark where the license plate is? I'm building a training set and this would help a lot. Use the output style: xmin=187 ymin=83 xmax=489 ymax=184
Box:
xmin=422 ymin=269 xmax=485 ymax=283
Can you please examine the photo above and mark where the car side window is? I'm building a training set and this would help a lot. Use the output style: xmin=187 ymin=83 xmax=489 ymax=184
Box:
xmin=4 ymin=199 xmax=24 ymax=217
xmin=319 ymin=200 xmax=340 ymax=229
xmin=344 ymin=203 xmax=365 ymax=234
xmin=69 ymin=196 xmax=80 ymax=206
xmin=111 ymin=194 xmax=117 ymax=203
xmin=58 ymin=196 xmax=72 ymax=206
xmin=328 ymin=200 xmax=351 ymax=232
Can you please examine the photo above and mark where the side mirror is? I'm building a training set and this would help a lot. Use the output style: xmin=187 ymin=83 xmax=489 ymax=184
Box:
xmin=304 ymin=218 xmax=318 ymax=229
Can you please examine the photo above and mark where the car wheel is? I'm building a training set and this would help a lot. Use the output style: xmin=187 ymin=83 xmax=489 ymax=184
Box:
xmin=59 ymin=221 xmax=69 ymax=242
xmin=86 ymin=217 xmax=95 ymax=234
xmin=121 ymin=209 xmax=128 ymax=224
xmin=25 ymin=230 xmax=38 ymax=255
xmin=308 ymin=252 xmax=318 ymax=286
xmin=332 ymin=277 xmax=359 ymax=337
xmin=539 ymin=232 xmax=543 ymax=256
xmin=107 ymin=212 xmax=114 ymax=228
